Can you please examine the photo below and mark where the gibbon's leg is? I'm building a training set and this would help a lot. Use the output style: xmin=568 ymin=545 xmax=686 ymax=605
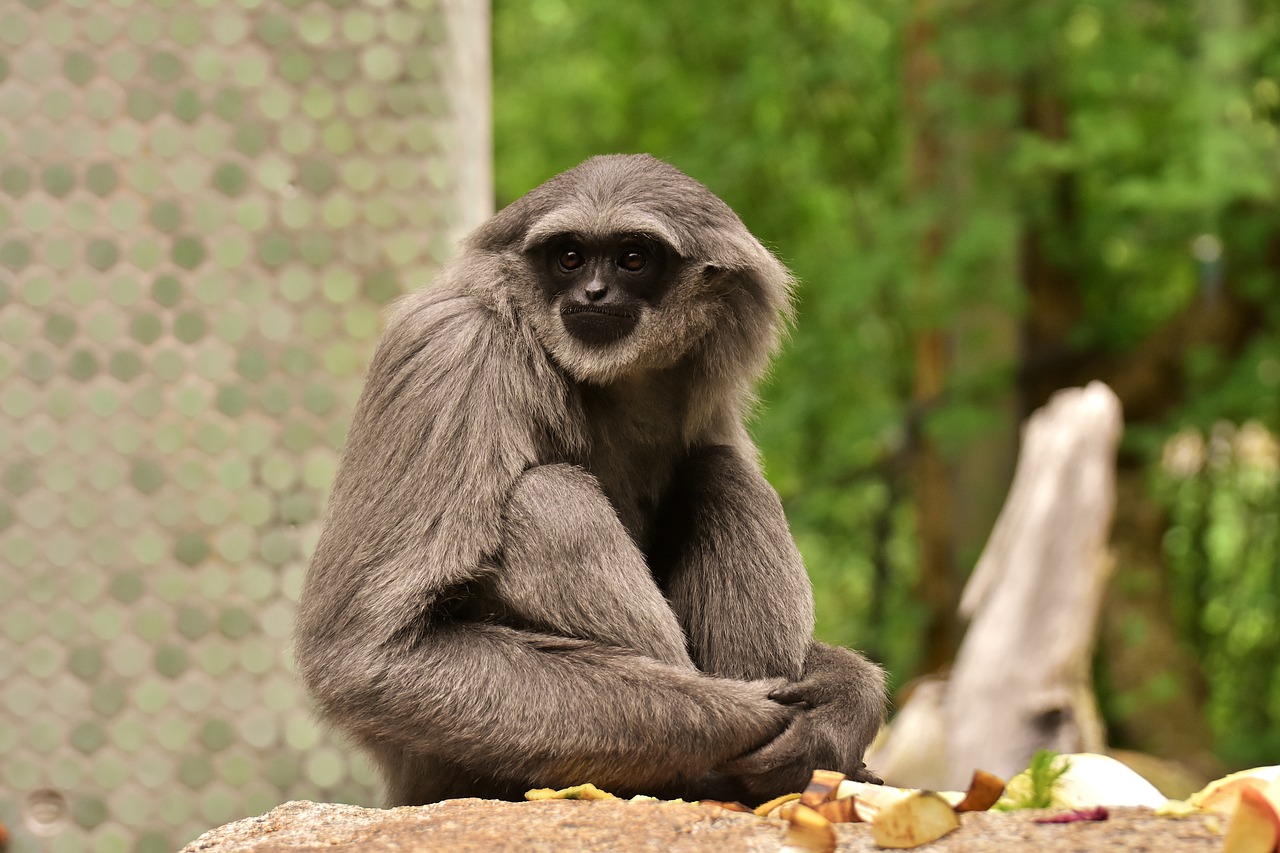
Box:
xmin=304 ymin=460 xmax=796 ymax=806
xmin=656 ymin=445 xmax=888 ymax=798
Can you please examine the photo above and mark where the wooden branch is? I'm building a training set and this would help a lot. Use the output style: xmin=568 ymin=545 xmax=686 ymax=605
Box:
xmin=946 ymin=382 xmax=1120 ymax=784
xmin=866 ymin=384 xmax=1122 ymax=789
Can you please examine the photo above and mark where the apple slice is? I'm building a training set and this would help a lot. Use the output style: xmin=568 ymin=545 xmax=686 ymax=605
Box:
xmin=800 ymin=770 xmax=848 ymax=807
xmin=781 ymin=803 xmax=837 ymax=853
xmin=954 ymin=769 xmax=1006 ymax=812
xmin=1191 ymin=767 xmax=1280 ymax=809
xmin=815 ymin=796 xmax=860 ymax=823
xmin=870 ymin=791 xmax=961 ymax=849
xmin=1267 ymin=776 xmax=1280 ymax=810
xmin=850 ymin=784 xmax=917 ymax=823
xmin=1199 ymin=778 xmax=1271 ymax=815
xmin=1222 ymin=786 xmax=1280 ymax=853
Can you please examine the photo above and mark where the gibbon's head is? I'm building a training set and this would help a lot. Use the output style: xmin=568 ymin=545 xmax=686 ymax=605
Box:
xmin=467 ymin=154 xmax=795 ymax=386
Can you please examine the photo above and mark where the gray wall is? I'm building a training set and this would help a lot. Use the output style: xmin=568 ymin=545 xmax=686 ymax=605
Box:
xmin=0 ymin=1 xmax=490 ymax=849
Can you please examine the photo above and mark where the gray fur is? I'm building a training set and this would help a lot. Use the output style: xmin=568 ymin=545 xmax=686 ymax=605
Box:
xmin=294 ymin=154 xmax=886 ymax=806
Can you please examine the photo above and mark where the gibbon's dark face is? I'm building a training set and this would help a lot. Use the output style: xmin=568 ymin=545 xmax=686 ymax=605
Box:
xmin=537 ymin=235 xmax=671 ymax=347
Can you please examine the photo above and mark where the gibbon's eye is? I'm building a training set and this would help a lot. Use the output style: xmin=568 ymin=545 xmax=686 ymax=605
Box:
xmin=559 ymin=249 xmax=583 ymax=271
xmin=618 ymin=249 xmax=646 ymax=272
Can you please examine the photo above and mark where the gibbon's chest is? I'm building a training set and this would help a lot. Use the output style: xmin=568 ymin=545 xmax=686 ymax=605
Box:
xmin=577 ymin=379 xmax=688 ymax=550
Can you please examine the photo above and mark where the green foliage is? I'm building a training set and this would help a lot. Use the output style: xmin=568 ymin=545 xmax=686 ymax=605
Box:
xmin=996 ymin=750 xmax=1070 ymax=811
xmin=494 ymin=0 xmax=1280 ymax=757
xmin=1156 ymin=424 xmax=1280 ymax=765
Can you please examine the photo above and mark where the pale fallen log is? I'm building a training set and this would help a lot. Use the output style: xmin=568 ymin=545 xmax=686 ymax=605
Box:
xmin=868 ymin=382 xmax=1122 ymax=790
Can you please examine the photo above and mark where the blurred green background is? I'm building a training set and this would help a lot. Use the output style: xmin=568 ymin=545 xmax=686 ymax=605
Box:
xmin=2 ymin=0 xmax=1280 ymax=849
xmin=494 ymin=0 xmax=1280 ymax=776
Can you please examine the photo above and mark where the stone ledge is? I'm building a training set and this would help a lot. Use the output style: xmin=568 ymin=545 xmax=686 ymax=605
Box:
xmin=182 ymin=798 xmax=1225 ymax=852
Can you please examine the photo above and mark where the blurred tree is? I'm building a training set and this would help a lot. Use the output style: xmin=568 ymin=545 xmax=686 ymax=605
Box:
xmin=1005 ymin=0 xmax=1272 ymax=774
xmin=492 ymin=0 xmax=1280 ymax=769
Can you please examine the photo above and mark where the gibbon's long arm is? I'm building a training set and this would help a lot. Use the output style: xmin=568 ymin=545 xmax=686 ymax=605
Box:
xmin=295 ymin=287 xmax=791 ymax=800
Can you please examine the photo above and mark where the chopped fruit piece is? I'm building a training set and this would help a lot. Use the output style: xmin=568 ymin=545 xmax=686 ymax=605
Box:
xmin=1222 ymin=786 xmax=1280 ymax=853
xmin=781 ymin=803 xmax=837 ymax=853
xmin=955 ymin=769 xmax=1006 ymax=812
xmin=800 ymin=770 xmax=848 ymax=807
xmin=870 ymin=791 xmax=961 ymax=849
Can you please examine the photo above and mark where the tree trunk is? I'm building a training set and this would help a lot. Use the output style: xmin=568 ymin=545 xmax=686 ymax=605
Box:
xmin=869 ymin=384 xmax=1120 ymax=789
xmin=904 ymin=0 xmax=961 ymax=673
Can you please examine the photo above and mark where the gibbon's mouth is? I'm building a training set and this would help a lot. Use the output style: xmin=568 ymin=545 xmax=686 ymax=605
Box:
xmin=560 ymin=304 xmax=639 ymax=346
xmin=560 ymin=305 xmax=636 ymax=319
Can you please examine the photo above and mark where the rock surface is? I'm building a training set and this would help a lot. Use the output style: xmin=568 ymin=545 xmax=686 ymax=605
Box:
xmin=181 ymin=799 xmax=1227 ymax=852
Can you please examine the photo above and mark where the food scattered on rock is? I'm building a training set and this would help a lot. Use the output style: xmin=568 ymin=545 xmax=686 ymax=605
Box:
xmin=179 ymin=758 xmax=1280 ymax=852
xmin=524 ymin=783 xmax=619 ymax=801
xmin=782 ymin=803 xmax=839 ymax=853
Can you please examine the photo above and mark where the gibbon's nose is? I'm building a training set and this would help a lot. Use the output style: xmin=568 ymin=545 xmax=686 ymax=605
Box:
xmin=584 ymin=279 xmax=608 ymax=302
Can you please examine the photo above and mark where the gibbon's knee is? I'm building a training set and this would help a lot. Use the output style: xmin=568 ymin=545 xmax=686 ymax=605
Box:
xmin=507 ymin=464 xmax=616 ymax=525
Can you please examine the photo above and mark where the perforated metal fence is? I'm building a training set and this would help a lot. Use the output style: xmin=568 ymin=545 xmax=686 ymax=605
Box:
xmin=0 ymin=1 xmax=489 ymax=850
